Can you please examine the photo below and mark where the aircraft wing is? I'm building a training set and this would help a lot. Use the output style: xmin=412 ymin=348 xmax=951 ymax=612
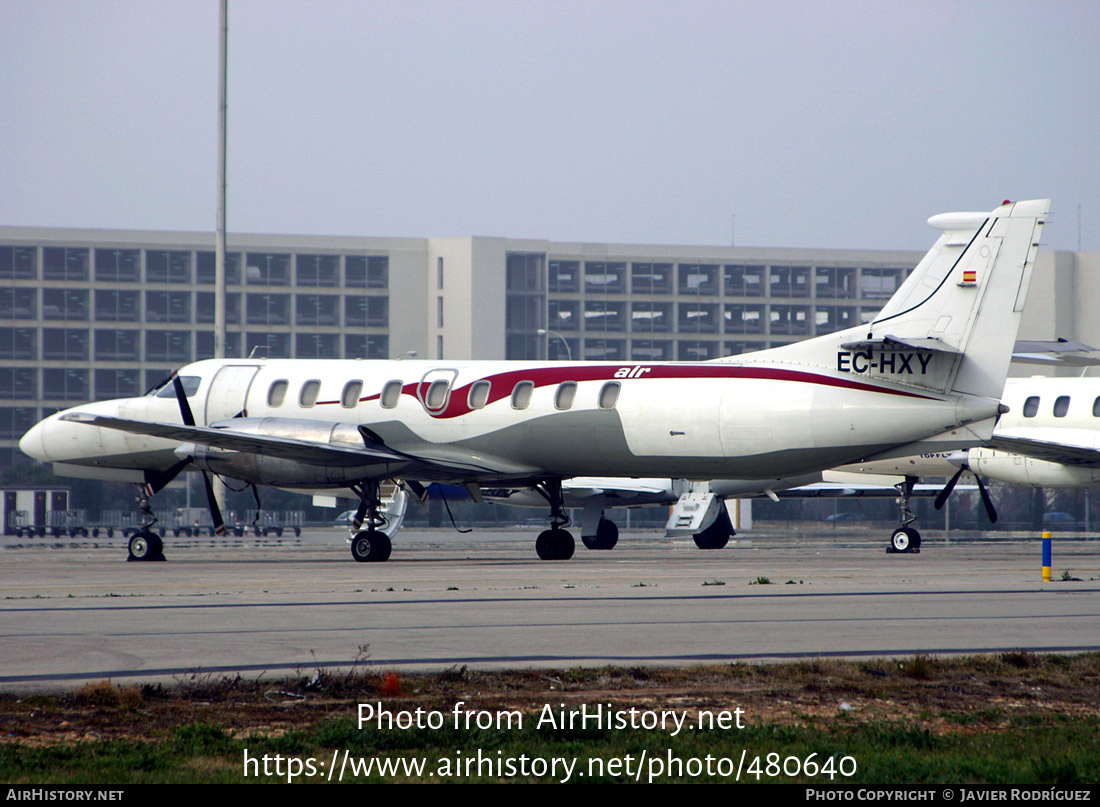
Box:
xmin=988 ymin=428 xmax=1100 ymax=467
xmin=58 ymin=412 xmax=524 ymax=476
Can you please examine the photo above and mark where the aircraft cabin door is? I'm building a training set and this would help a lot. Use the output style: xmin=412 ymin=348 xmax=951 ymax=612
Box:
xmin=203 ymin=365 xmax=260 ymax=424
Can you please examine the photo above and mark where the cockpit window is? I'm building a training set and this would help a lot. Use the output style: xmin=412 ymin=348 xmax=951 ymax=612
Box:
xmin=154 ymin=376 xmax=200 ymax=398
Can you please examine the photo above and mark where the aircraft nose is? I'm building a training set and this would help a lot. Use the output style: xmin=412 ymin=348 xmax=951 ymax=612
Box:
xmin=19 ymin=418 xmax=49 ymax=462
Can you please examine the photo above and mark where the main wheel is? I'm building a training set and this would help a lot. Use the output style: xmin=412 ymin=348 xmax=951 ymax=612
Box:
xmin=351 ymin=530 xmax=392 ymax=562
xmin=693 ymin=512 xmax=732 ymax=549
xmin=536 ymin=528 xmax=575 ymax=560
xmin=890 ymin=526 xmax=920 ymax=553
xmin=127 ymin=530 xmax=164 ymax=562
xmin=582 ymin=518 xmax=619 ymax=550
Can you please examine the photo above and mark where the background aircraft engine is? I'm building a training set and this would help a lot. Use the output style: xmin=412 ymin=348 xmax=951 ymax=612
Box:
xmin=180 ymin=417 xmax=395 ymax=487
xmin=968 ymin=448 xmax=1100 ymax=488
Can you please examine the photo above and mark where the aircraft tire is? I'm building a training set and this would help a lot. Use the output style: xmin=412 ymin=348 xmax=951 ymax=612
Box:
xmin=536 ymin=528 xmax=575 ymax=560
xmin=582 ymin=518 xmax=619 ymax=550
xmin=351 ymin=530 xmax=392 ymax=562
xmin=889 ymin=526 xmax=920 ymax=553
xmin=127 ymin=530 xmax=164 ymax=562
xmin=693 ymin=517 xmax=731 ymax=550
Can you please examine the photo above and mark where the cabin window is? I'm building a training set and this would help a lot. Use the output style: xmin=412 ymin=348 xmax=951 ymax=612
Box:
xmin=267 ymin=379 xmax=288 ymax=407
xmin=598 ymin=381 xmax=621 ymax=410
xmin=299 ymin=379 xmax=321 ymax=407
xmin=380 ymin=379 xmax=402 ymax=409
xmin=341 ymin=380 xmax=362 ymax=409
xmin=154 ymin=375 xmax=200 ymax=398
xmin=468 ymin=380 xmax=491 ymax=409
xmin=1053 ymin=396 xmax=1070 ymax=418
xmin=511 ymin=380 xmax=534 ymax=409
xmin=424 ymin=379 xmax=450 ymax=411
xmin=554 ymin=381 xmax=577 ymax=410
xmin=1093 ymin=397 xmax=1100 ymax=417
xmin=1022 ymin=396 xmax=1039 ymax=417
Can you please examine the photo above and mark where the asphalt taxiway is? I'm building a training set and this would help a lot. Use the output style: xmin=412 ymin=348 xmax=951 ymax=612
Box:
xmin=1 ymin=527 xmax=1098 ymax=690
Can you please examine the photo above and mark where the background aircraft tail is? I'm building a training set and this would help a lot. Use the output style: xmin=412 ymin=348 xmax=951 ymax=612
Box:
xmin=736 ymin=199 xmax=1050 ymax=400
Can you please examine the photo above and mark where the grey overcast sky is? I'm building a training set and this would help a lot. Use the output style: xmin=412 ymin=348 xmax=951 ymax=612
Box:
xmin=2 ymin=0 xmax=1098 ymax=252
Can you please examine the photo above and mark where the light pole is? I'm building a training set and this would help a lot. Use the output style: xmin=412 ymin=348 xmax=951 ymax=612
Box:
xmin=537 ymin=328 xmax=571 ymax=360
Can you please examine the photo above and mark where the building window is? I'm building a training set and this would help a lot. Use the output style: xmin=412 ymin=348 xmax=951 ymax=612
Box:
xmin=0 ymin=246 xmax=37 ymax=279
xmin=42 ymin=289 xmax=88 ymax=320
xmin=296 ymin=254 xmax=339 ymax=287
xmin=678 ymin=340 xmax=718 ymax=361
xmin=724 ymin=265 xmax=765 ymax=297
xmin=196 ymin=251 xmax=242 ymax=285
xmin=724 ymin=304 xmax=765 ymax=334
xmin=94 ymin=369 xmax=141 ymax=400
xmin=146 ymin=250 xmax=192 ymax=283
xmin=296 ymin=294 xmax=339 ymax=326
xmin=631 ymin=263 xmax=672 ymax=294
xmin=582 ymin=339 xmax=625 ymax=360
xmin=678 ymin=302 xmax=719 ymax=334
xmin=246 ymin=293 xmax=290 ymax=325
xmin=0 ymin=407 xmax=39 ymax=438
xmin=92 ymin=290 xmax=138 ymax=322
xmin=678 ymin=264 xmax=718 ymax=295
xmin=815 ymin=267 xmax=857 ymax=298
xmin=94 ymin=329 xmax=139 ymax=361
xmin=145 ymin=291 xmax=191 ymax=323
xmin=195 ymin=292 xmax=241 ymax=324
xmin=548 ymin=299 xmax=579 ymax=331
xmin=42 ymin=328 xmax=88 ymax=361
xmin=344 ymin=334 xmax=388 ymax=359
xmin=0 ymin=328 xmax=36 ymax=360
xmin=0 ymin=368 xmax=36 ymax=400
xmin=345 ymin=296 xmax=387 ymax=327
xmin=630 ymin=339 xmax=673 ymax=361
xmin=584 ymin=300 xmax=625 ymax=332
xmin=584 ymin=262 xmax=625 ymax=294
xmin=146 ymin=331 xmax=191 ymax=363
xmin=0 ymin=288 xmax=35 ymax=319
xmin=43 ymin=369 xmax=88 ymax=401
xmin=770 ymin=266 xmax=810 ymax=298
xmin=631 ymin=302 xmax=671 ymax=333
xmin=295 ymin=333 xmax=338 ymax=359
xmin=548 ymin=260 xmax=580 ymax=293
xmin=245 ymin=252 xmax=290 ymax=285
xmin=44 ymin=247 xmax=90 ymax=281
xmin=769 ymin=305 xmax=811 ymax=335
xmin=506 ymin=253 xmax=543 ymax=291
xmin=861 ymin=267 xmax=905 ymax=299
xmin=93 ymin=248 xmax=139 ymax=282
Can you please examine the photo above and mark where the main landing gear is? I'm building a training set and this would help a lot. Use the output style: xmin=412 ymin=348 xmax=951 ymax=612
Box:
xmin=533 ymin=480 xmax=575 ymax=560
xmin=693 ymin=508 xmax=734 ymax=549
xmin=348 ymin=479 xmax=392 ymax=563
xmin=582 ymin=516 xmax=619 ymax=550
xmin=887 ymin=476 xmax=921 ymax=554
xmin=127 ymin=485 xmax=166 ymax=562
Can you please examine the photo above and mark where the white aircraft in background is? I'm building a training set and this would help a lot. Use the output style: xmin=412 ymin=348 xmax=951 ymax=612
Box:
xmin=19 ymin=200 xmax=1049 ymax=562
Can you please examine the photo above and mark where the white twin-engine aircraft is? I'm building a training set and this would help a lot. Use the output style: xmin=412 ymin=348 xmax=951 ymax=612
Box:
xmin=19 ymin=199 xmax=1050 ymax=562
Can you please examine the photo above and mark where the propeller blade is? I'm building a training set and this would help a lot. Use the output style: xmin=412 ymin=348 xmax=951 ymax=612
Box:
xmin=934 ymin=466 xmax=966 ymax=511
xmin=975 ymin=474 xmax=999 ymax=523
xmin=200 ymin=470 xmax=226 ymax=536
xmin=173 ymin=373 xmax=196 ymax=427
xmin=142 ymin=457 xmax=191 ymax=497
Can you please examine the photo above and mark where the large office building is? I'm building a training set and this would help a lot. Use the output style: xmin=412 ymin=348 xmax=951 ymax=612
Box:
xmin=2 ymin=224 xmax=1098 ymax=470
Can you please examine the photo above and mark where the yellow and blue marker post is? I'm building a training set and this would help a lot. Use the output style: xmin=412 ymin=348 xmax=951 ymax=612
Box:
xmin=1042 ymin=530 xmax=1052 ymax=581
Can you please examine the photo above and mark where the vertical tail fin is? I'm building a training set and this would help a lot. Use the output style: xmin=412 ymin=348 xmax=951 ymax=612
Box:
xmin=742 ymin=199 xmax=1050 ymax=400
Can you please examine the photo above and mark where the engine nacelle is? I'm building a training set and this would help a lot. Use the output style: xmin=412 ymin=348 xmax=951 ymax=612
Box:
xmin=968 ymin=447 xmax=1100 ymax=488
xmin=179 ymin=417 xmax=410 ymax=487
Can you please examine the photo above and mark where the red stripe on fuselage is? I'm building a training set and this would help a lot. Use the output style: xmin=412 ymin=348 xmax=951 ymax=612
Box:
xmin=331 ymin=364 xmax=939 ymax=418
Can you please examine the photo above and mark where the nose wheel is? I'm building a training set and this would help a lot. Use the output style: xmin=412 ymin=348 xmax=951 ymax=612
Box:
xmin=127 ymin=530 xmax=165 ymax=562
